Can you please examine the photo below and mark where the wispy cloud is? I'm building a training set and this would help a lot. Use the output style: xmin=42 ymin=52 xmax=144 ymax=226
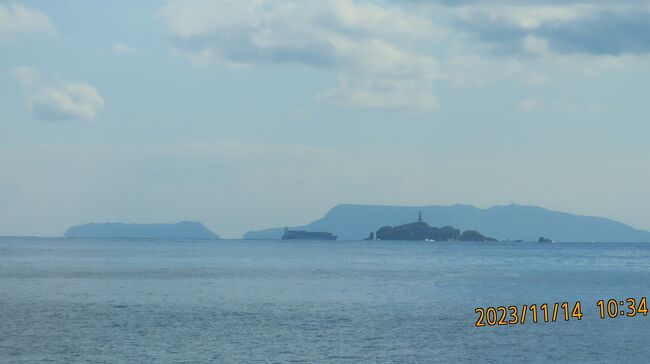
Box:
xmin=11 ymin=66 xmax=104 ymax=121
xmin=31 ymin=83 xmax=104 ymax=121
xmin=0 ymin=3 xmax=55 ymax=41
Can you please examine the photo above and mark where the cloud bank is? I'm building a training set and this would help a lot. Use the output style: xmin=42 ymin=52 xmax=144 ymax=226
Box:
xmin=160 ymin=0 xmax=442 ymax=110
xmin=159 ymin=0 xmax=650 ymax=110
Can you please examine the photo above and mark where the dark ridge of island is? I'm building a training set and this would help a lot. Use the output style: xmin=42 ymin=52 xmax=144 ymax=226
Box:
xmin=243 ymin=203 xmax=650 ymax=242
xmin=64 ymin=221 xmax=220 ymax=240
xmin=376 ymin=212 xmax=497 ymax=242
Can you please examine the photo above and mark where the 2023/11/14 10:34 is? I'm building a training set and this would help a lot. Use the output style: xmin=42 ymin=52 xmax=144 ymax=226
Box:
xmin=475 ymin=297 xmax=648 ymax=327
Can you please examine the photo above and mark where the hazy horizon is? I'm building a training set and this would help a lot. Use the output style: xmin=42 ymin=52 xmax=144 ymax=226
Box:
xmin=3 ymin=202 xmax=650 ymax=240
xmin=2 ymin=1 xmax=650 ymax=238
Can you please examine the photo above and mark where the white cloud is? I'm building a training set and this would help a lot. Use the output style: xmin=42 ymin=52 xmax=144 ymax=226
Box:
xmin=160 ymin=0 xmax=442 ymax=110
xmin=319 ymin=38 xmax=440 ymax=109
xmin=11 ymin=66 xmax=105 ymax=121
xmin=0 ymin=3 xmax=55 ymax=41
xmin=31 ymin=83 xmax=104 ymax=121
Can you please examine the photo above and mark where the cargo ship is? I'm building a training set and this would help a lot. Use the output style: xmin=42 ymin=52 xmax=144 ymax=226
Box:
xmin=282 ymin=227 xmax=337 ymax=240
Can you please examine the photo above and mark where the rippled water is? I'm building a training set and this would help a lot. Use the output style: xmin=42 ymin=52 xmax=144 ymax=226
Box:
xmin=1 ymin=238 xmax=650 ymax=363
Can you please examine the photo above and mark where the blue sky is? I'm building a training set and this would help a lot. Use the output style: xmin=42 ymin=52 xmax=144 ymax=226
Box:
xmin=1 ymin=0 xmax=650 ymax=237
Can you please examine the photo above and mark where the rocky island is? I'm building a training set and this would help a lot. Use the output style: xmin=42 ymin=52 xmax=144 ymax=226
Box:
xmin=64 ymin=221 xmax=219 ymax=240
xmin=376 ymin=211 xmax=497 ymax=242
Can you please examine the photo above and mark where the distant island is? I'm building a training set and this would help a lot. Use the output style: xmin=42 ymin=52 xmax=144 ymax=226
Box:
xmin=376 ymin=211 xmax=497 ymax=242
xmin=64 ymin=221 xmax=219 ymax=240
xmin=244 ymin=203 xmax=650 ymax=242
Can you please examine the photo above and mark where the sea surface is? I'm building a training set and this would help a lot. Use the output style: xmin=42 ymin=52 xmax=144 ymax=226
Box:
xmin=1 ymin=238 xmax=650 ymax=363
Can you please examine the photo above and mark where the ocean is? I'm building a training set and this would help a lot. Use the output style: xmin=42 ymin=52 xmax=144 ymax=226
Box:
xmin=1 ymin=237 xmax=649 ymax=363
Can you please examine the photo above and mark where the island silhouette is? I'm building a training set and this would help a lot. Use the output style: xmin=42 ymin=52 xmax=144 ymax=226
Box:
xmin=376 ymin=211 xmax=496 ymax=241
xmin=64 ymin=221 xmax=219 ymax=240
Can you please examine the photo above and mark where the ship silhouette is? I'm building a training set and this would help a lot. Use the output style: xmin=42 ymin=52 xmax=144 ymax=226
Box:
xmin=282 ymin=227 xmax=337 ymax=240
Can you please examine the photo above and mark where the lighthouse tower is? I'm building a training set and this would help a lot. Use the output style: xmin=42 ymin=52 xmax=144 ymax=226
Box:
xmin=418 ymin=210 xmax=423 ymax=222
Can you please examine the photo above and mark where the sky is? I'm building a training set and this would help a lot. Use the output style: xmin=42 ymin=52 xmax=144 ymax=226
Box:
xmin=1 ymin=0 xmax=650 ymax=238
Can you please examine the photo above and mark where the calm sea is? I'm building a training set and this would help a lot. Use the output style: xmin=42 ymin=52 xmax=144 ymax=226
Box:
xmin=1 ymin=237 xmax=650 ymax=363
